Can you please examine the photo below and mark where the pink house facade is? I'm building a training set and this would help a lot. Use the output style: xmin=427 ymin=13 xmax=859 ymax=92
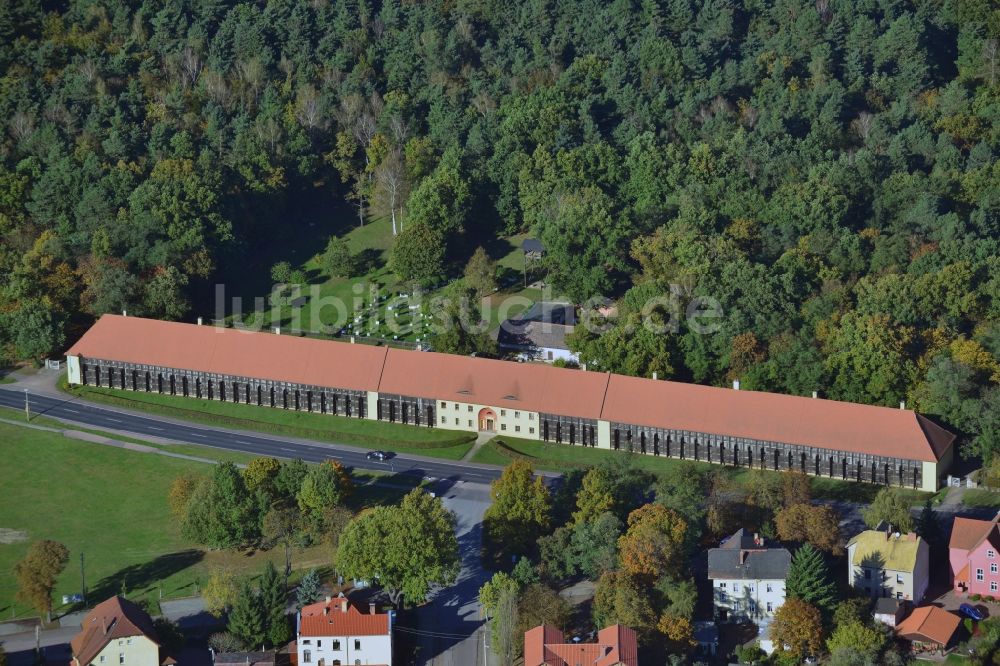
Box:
xmin=949 ymin=514 xmax=1000 ymax=597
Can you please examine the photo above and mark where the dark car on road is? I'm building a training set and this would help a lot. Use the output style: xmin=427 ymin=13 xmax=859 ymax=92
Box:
xmin=960 ymin=603 xmax=985 ymax=621
xmin=366 ymin=450 xmax=389 ymax=461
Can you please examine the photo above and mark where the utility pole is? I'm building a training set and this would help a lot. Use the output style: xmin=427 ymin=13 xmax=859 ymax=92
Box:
xmin=80 ymin=552 xmax=87 ymax=605
xmin=24 ymin=389 xmax=29 ymax=421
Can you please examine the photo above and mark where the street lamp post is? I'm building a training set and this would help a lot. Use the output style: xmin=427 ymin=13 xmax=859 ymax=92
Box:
xmin=24 ymin=389 xmax=29 ymax=421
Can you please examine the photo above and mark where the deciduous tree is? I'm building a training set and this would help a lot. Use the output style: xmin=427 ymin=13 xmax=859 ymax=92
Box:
xmin=483 ymin=461 xmax=551 ymax=563
xmin=862 ymin=488 xmax=914 ymax=532
xmin=336 ymin=489 xmax=459 ymax=607
xmin=770 ymin=598 xmax=824 ymax=659
xmin=618 ymin=503 xmax=688 ymax=580
xmin=14 ymin=540 xmax=69 ymax=622
xmin=775 ymin=504 xmax=843 ymax=554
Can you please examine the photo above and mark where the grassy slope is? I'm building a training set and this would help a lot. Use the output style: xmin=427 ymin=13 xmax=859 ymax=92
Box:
xmin=61 ymin=378 xmax=476 ymax=460
xmin=0 ymin=420 xmax=421 ymax=619
xmin=472 ymin=436 xmax=935 ymax=504
xmin=250 ymin=216 xmax=538 ymax=335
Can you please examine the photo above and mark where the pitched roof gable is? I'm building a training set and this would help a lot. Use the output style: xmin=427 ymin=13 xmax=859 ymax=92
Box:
xmin=71 ymin=596 xmax=165 ymax=666
xmin=949 ymin=515 xmax=1000 ymax=552
xmin=298 ymin=597 xmax=390 ymax=637
xmin=896 ymin=606 xmax=960 ymax=646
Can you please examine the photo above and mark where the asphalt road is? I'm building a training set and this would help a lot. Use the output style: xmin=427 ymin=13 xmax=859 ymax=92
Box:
xmin=0 ymin=387 xmax=511 ymax=485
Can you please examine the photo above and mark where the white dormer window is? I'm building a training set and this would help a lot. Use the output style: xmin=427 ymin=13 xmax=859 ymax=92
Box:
xmin=990 ymin=550 xmax=996 ymax=559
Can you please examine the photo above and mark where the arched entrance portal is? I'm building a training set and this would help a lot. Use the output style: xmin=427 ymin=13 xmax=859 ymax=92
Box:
xmin=478 ymin=408 xmax=497 ymax=432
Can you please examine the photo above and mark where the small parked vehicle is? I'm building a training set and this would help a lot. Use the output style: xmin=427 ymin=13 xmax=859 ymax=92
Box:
xmin=366 ymin=450 xmax=389 ymax=461
xmin=960 ymin=603 xmax=985 ymax=621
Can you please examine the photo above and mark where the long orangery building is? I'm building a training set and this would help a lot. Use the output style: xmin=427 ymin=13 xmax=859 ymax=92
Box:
xmin=66 ymin=314 xmax=956 ymax=491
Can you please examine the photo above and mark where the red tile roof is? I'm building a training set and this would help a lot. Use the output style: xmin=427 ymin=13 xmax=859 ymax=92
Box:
xmin=67 ymin=315 xmax=388 ymax=392
xmin=896 ymin=606 xmax=960 ymax=646
xmin=66 ymin=315 xmax=955 ymax=463
xmin=601 ymin=373 xmax=952 ymax=462
xmin=950 ymin=515 xmax=1000 ymax=552
xmin=298 ymin=597 xmax=390 ymax=637
xmin=378 ymin=347 xmax=610 ymax=419
xmin=71 ymin=596 xmax=173 ymax=666
xmin=524 ymin=624 xmax=639 ymax=666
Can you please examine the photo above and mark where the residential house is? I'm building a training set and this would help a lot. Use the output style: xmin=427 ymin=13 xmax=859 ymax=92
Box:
xmin=524 ymin=624 xmax=638 ymax=666
xmin=846 ymin=529 xmax=929 ymax=602
xmin=70 ymin=596 xmax=176 ymax=666
xmin=296 ymin=594 xmax=392 ymax=666
xmin=949 ymin=513 xmax=1000 ymax=596
xmin=496 ymin=301 xmax=579 ymax=364
xmin=708 ymin=529 xmax=791 ymax=627
xmin=896 ymin=606 xmax=961 ymax=653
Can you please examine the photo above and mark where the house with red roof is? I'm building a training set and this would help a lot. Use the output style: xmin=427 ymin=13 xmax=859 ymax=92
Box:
xmin=70 ymin=596 xmax=176 ymax=666
xmin=296 ymin=594 xmax=392 ymax=666
xmin=949 ymin=513 xmax=1000 ymax=596
xmin=896 ymin=606 xmax=961 ymax=652
xmin=524 ymin=624 xmax=639 ymax=666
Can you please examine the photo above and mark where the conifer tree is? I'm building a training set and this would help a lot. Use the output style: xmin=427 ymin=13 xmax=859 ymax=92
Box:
xmin=295 ymin=569 xmax=322 ymax=609
xmin=786 ymin=543 xmax=837 ymax=612
xmin=227 ymin=579 xmax=264 ymax=650
xmin=259 ymin=561 xmax=290 ymax=648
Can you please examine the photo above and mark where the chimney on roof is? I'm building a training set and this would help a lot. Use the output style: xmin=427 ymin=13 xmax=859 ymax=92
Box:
xmin=341 ymin=598 xmax=348 ymax=613
xmin=274 ymin=327 xmax=280 ymax=335
xmin=900 ymin=401 xmax=906 ymax=409
xmin=325 ymin=595 xmax=331 ymax=603
xmin=369 ymin=602 xmax=376 ymax=615
xmin=733 ymin=379 xmax=740 ymax=390
xmin=652 ymin=371 xmax=658 ymax=380
xmin=350 ymin=336 xmax=355 ymax=344
xmin=323 ymin=606 xmax=328 ymax=616
xmin=812 ymin=390 xmax=818 ymax=399
xmin=739 ymin=550 xmax=749 ymax=565
xmin=122 ymin=309 xmax=127 ymax=317
xmin=754 ymin=533 xmax=762 ymax=547
xmin=197 ymin=317 xmax=203 ymax=325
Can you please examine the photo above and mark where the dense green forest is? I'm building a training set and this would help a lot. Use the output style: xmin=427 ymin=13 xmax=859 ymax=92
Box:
xmin=0 ymin=0 xmax=998 ymax=461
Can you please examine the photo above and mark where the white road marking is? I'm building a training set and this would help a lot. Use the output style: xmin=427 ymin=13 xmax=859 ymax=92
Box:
xmin=63 ymin=409 xmax=79 ymax=414
xmin=148 ymin=426 xmax=163 ymax=431
xmin=105 ymin=418 xmax=122 ymax=423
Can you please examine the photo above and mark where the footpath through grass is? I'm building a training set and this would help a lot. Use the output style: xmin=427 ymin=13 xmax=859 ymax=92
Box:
xmin=61 ymin=378 xmax=475 ymax=460
xmin=472 ymin=436 xmax=935 ymax=504
xmin=0 ymin=419 xmax=424 ymax=620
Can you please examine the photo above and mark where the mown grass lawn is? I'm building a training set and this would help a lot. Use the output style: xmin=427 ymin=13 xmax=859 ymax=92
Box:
xmin=963 ymin=489 xmax=1000 ymax=509
xmin=0 ymin=422 xmax=337 ymax=619
xmin=471 ymin=436 xmax=935 ymax=504
xmin=61 ymin=378 xmax=475 ymax=460
xmin=0 ymin=421 xmax=422 ymax=620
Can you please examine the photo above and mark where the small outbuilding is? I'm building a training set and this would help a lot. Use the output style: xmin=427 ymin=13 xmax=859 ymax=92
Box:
xmin=874 ymin=598 xmax=908 ymax=627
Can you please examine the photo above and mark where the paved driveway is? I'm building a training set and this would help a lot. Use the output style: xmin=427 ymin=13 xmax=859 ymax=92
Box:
xmin=413 ymin=479 xmax=495 ymax=666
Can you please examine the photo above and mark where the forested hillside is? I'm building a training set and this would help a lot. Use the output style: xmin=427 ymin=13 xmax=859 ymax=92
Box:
xmin=1 ymin=0 xmax=998 ymax=460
